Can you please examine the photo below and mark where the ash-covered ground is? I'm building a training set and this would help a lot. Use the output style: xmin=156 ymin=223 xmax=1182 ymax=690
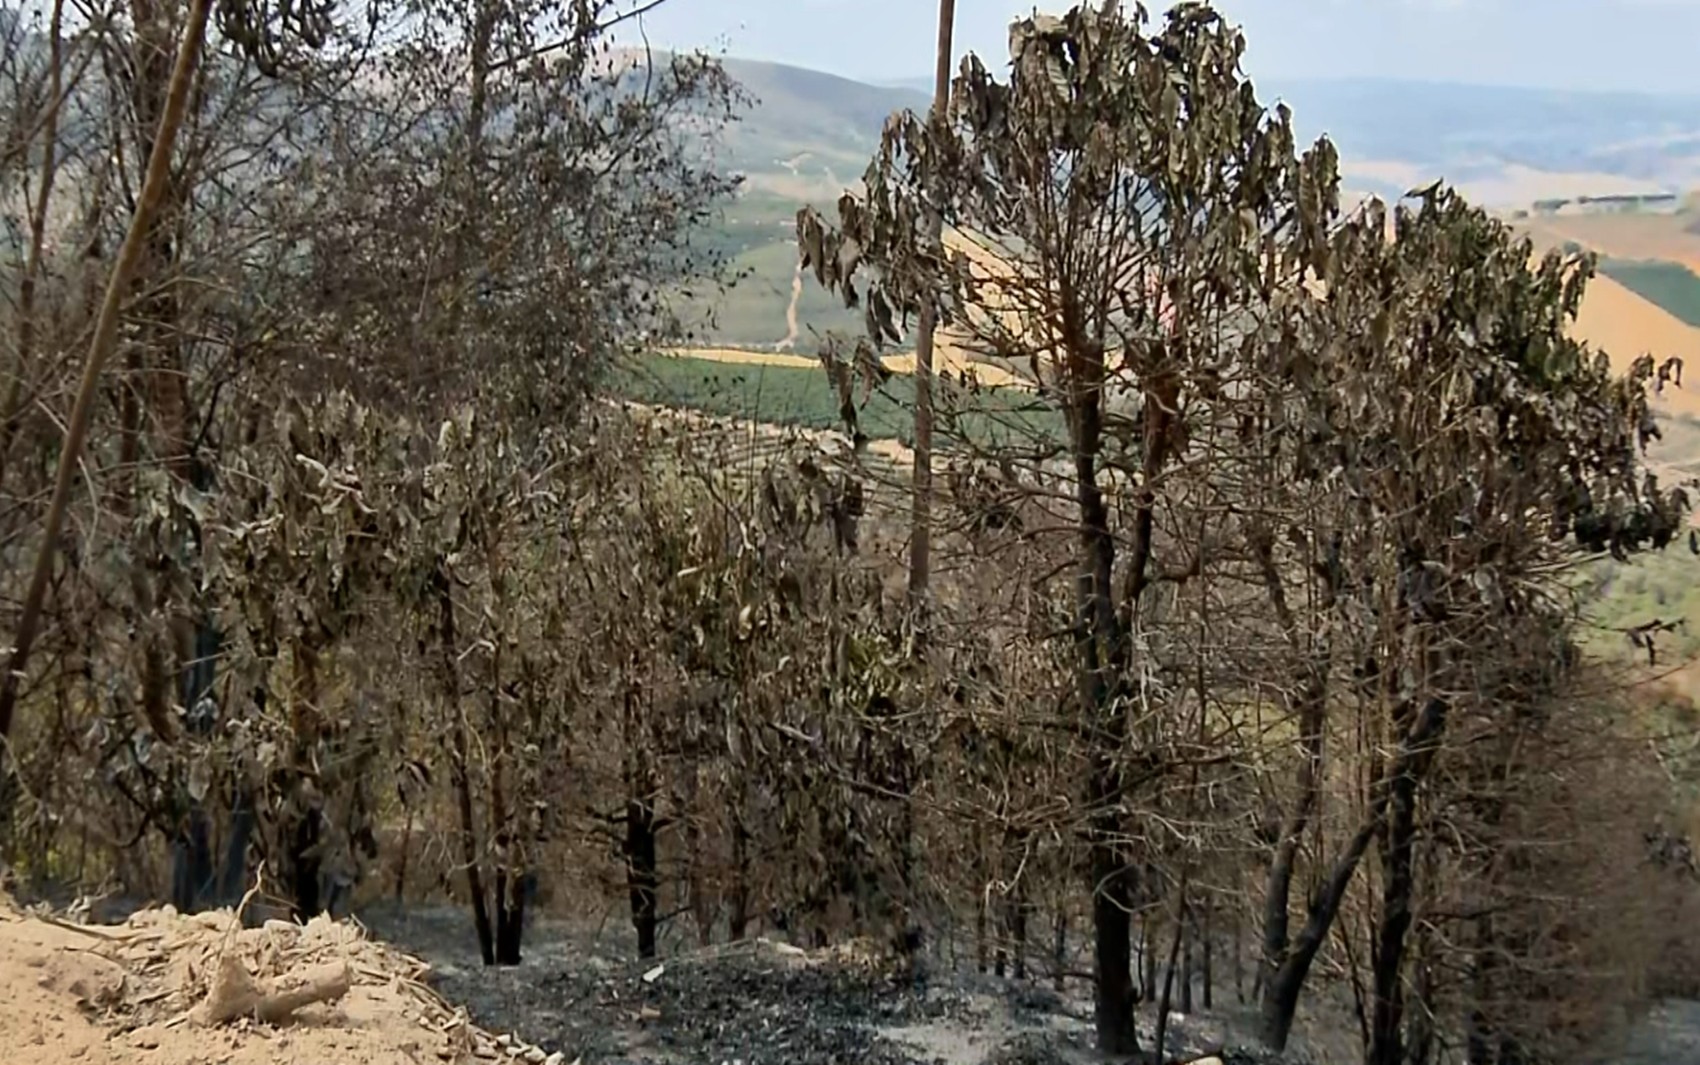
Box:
xmin=355 ymin=904 xmax=1309 ymax=1065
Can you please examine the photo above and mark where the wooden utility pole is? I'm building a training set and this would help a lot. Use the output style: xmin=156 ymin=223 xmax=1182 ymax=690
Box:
xmin=908 ymin=0 xmax=957 ymax=625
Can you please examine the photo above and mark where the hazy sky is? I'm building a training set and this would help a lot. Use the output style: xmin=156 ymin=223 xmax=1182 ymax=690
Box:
xmin=618 ymin=0 xmax=1700 ymax=95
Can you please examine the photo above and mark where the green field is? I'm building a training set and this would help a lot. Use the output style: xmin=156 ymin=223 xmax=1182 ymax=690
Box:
xmin=1599 ymin=258 xmax=1700 ymax=328
xmin=1581 ymin=547 xmax=1700 ymax=661
xmin=613 ymin=353 xmax=1065 ymax=450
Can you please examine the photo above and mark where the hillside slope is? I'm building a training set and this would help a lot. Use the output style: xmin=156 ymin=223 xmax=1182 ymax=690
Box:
xmin=1515 ymin=221 xmax=1700 ymax=419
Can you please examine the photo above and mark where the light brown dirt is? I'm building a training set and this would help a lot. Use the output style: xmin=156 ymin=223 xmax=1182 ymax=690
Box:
xmin=1563 ymin=272 xmax=1700 ymax=420
xmin=0 ymin=896 xmax=560 ymax=1065
xmin=1512 ymin=222 xmax=1700 ymax=420
xmin=1518 ymin=211 xmax=1700 ymax=266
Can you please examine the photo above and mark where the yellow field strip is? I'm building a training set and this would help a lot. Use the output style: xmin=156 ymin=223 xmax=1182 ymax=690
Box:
xmin=659 ymin=346 xmax=1032 ymax=390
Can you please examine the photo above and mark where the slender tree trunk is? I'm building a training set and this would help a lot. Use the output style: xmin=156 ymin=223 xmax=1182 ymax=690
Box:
xmin=288 ymin=809 xmax=322 ymax=918
xmin=1257 ymin=696 xmax=1446 ymax=1051
xmin=1406 ymin=929 xmax=1435 ymax=1065
xmin=1466 ymin=917 xmax=1495 ymax=1065
xmin=1154 ymin=889 xmax=1190 ymax=1065
xmin=0 ymin=0 xmax=213 ymax=744
xmin=626 ymin=793 xmax=658 ymax=958
xmin=484 ymin=601 xmax=526 ymax=966
xmin=1080 ymin=458 xmax=1137 ymax=1052
xmin=0 ymin=0 xmax=66 ymax=499
xmin=394 ymin=806 xmax=414 ymax=903
xmin=1053 ymin=911 xmax=1067 ymax=992
xmin=1140 ymin=910 xmax=1156 ymax=1001
xmin=1252 ymin=528 xmax=1336 ymax=1043
xmin=217 ymin=682 xmax=264 ymax=908
xmin=1258 ymin=812 xmax=1378 ymax=1051
xmin=1181 ymin=911 xmax=1195 ymax=1013
xmin=436 ymin=566 xmax=494 ymax=964
xmin=1011 ymin=878 xmax=1030 ymax=980
xmin=728 ymin=802 xmax=750 ymax=941
xmin=1368 ymin=734 xmax=1422 ymax=1065
xmin=1202 ymin=899 xmax=1213 ymax=1010
xmin=893 ymin=742 xmax=918 ymax=967
xmin=691 ymin=842 xmax=712 ymax=947
xmin=171 ymin=608 xmax=220 ymax=912
xmin=623 ymin=684 xmax=658 ymax=960
xmin=494 ymin=871 xmax=526 ymax=965
xmin=171 ymin=613 xmax=216 ymax=911
xmin=976 ymin=871 xmax=989 ymax=973
xmin=283 ymin=643 xmax=325 ymax=920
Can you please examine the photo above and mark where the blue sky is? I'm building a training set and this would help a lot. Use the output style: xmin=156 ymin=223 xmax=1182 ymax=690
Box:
xmin=618 ymin=0 xmax=1700 ymax=94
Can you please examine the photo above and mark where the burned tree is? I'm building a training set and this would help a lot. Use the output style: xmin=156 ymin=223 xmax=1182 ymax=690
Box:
xmin=797 ymin=3 xmax=1340 ymax=1051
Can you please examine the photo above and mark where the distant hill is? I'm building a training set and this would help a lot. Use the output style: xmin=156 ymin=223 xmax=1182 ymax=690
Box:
xmin=697 ymin=60 xmax=1700 ymax=352
xmin=1256 ymin=78 xmax=1700 ymax=204
xmin=719 ymin=58 xmax=928 ymax=164
xmin=699 ymin=57 xmax=928 ymax=202
xmin=870 ymin=71 xmax=1700 ymax=206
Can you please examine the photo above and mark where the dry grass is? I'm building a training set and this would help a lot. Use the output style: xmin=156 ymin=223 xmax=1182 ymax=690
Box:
xmin=1349 ymin=159 xmax=1676 ymax=208
xmin=661 ymin=344 xmax=1032 ymax=390
xmin=1518 ymin=211 xmax=1700 ymax=266
xmin=1557 ymin=272 xmax=1700 ymax=419
xmin=1509 ymin=222 xmax=1700 ymax=420
xmin=661 ymin=347 xmax=820 ymax=369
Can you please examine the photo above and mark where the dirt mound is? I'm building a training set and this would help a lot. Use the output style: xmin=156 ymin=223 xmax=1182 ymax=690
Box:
xmin=0 ymin=899 xmax=561 ymax=1065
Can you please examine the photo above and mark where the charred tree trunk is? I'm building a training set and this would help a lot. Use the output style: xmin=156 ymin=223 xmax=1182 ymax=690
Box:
xmin=1406 ymin=932 xmax=1436 ymax=1065
xmin=728 ymin=803 xmax=750 ymax=942
xmin=288 ymin=810 xmax=322 ymax=918
xmin=1153 ymin=888 xmax=1190 ymax=1065
xmin=216 ymin=678 xmax=267 ymax=908
xmin=1252 ymin=527 xmax=1337 ymax=1046
xmin=1053 ymin=911 xmax=1067 ymax=992
xmin=494 ymin=870 xmax=527 ymax=965
xmin=171 ymin=611 xmax=220 ymax=912
xmin=626 ymin=793 xmax=658 ymax=959
xmin=1257 ymin=696 xmax=1446 ymax=1052
xmin=436 ymin=565 xmax=494 ymax=965
xmin=1011 ymin=881 xmax=1030 ymax=980
xmin=1072 ymin=350 xmax=1172 ymax=1056
xmin=394 ymin=806 xmax=414 ymax=903
xmin=1201 ymin=899 xmax=1213 ymax=1010
xmin=1078 ymin=437 xmax=1137 ymax=1052
xmin=483 ymin=608 xmax=526 ymax=966
xmin=1233 ymin=909 xmax=1244 ymax=1005
xmin=1368 ymin=721 xmax=1423 ymax=1065
xmin=623 ymin=683 xmax=659 ymax=960
xmin=680 ymin=762 xmax=711 ymax=948
xmin=282 ymin=644 xmax=325 ymax=921
xmin=1181 ymin=911 xmax=1195 ymax=1013
xmin=1089 ymin=810 xmax=1136 ymax=1052
xmin=1466 ymin=914 xmax=1497 ymax=1065
xmin=893 ymin=741 xmax=919 ymax=968
xmin=1140 ymin=910 xmax=1157 ymax=1001
xmin=1257 ymin=808 xmax=1376 ymax=1050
